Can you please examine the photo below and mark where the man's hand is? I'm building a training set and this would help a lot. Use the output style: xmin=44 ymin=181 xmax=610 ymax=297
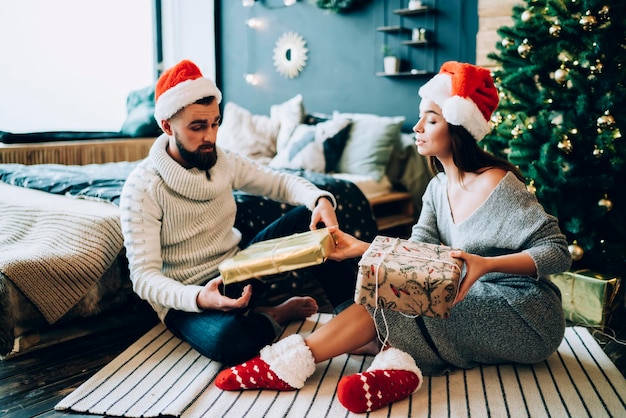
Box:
xmin=310 ymin=196 xmax=339 ymax=230
xmin=196 ymin=276 xmax=252 ymax=311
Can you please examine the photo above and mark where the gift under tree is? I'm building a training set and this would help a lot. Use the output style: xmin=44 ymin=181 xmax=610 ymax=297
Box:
xmin=481 ymin=0 xmax=625 ymax=275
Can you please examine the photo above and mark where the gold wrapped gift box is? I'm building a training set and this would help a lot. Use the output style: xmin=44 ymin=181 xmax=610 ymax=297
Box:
xmin=218 ymin=228 xmax=335 ymax=284
xmin=355 ymin=236 xmax=464 ymax=318
xmin=549 ymin=270 xmax=622 ymax=327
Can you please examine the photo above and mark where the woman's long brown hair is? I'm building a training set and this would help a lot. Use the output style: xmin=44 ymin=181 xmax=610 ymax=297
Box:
xmin=427 ymin=124 xmax=525 ymax=184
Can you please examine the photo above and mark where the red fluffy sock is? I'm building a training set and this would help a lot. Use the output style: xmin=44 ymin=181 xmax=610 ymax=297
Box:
xmin=215 ymin=356 xmax=296 ymax=391
xmin=337 ymin=369 xmax=421 ymax=413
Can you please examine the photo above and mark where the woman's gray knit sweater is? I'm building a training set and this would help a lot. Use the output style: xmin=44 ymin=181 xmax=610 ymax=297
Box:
xmin=119 ymin=134 xmax=333 ymax=321
xmin=370 ymin=172 xmax=572 ymax=376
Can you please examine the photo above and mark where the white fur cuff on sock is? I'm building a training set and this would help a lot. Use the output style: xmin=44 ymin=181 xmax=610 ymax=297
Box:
xmin=367 ymin=348 xmax=423 ymax=390
xmin=260 ymin=334 xmax=315 ymax=389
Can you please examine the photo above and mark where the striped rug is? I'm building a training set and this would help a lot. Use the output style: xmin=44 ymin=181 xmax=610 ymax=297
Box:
xmin=56 ymin=313 xmax=626 ymax=418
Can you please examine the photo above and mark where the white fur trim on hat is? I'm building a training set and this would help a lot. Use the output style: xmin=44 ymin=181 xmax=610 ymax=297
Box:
xmin=418 ymin=73 xmax=451 ymax=111
xmin=153 ymin=77 xmax=222 ymax=128
xmin=442 ymin=95 xmax=492 ymax=141
xmin=418 ymin=73 xmax=492 ymax=141
xmin=260 ymin=334 xmax=316 ymax=389
xmin=367 ymin=347 xmax=423 ymax=391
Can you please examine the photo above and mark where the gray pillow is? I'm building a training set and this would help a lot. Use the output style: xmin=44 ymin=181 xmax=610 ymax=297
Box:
xmin=269 ymin=118 xmax=352 ymax=173
xmin=334 ymin=112 xmax=405 ymax=180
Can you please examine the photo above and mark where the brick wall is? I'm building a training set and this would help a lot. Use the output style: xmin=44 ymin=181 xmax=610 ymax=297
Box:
xmin=476 ymin=0 xmax=518 ymax=67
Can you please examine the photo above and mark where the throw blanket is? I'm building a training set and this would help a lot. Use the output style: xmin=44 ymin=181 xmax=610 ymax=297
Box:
xmin=0 ymin=182 xmax=123 ymax=323
xmin=0 ymin=162 xmax=378 ymax=243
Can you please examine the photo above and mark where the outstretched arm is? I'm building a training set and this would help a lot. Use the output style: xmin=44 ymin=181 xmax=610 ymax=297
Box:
xmin=326 ymin=226 xmax=371 ymax=261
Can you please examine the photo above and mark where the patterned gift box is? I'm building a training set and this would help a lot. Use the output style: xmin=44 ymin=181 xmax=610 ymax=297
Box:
xmin=549 ymin=270 xmax=622 ymax=328
xmin=218 ymin=228 xmax=335 ymax=285
xmin=355 ymin=236 xmax=464 ymax=318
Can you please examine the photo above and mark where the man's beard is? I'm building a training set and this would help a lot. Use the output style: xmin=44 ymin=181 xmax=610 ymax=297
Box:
xmin=174 ymin=134 xmax=217 ymax=171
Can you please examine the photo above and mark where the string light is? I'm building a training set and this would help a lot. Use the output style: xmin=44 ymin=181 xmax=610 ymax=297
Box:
xmin=245 ymin=18 xmax=262 ymax=29
xmin=244 ymin=73 xmax=259 ymax=85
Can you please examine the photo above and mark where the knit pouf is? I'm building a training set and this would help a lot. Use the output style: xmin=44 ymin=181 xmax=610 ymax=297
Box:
xmin=337 ymin=369 xmax=421 ymax=413
xmin=215 ymin=356 xmax=296 ymax=391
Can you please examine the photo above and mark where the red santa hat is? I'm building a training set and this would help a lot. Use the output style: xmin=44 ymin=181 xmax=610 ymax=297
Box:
xmin=153 ymin=59 xmax=222 ymax=128
xmin=418 ymin=61 xmax=498 ymax=141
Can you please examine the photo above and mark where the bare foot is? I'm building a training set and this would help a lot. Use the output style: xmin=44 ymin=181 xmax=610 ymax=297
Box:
xmin=349 ymin=338 xmax=381 ymax=356
xmin=255 ymin=296 xmax=318 ymax=325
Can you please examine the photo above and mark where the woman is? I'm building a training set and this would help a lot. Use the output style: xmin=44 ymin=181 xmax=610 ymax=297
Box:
xmin=214 ymin=61 xmax=572 ymax=414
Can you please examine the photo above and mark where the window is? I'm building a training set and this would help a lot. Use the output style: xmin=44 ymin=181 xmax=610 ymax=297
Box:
xmin=0 ymin=0 xmax=157 ymax=133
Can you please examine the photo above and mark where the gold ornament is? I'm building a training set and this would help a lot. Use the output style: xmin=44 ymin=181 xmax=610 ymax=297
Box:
xmin=561 ymin=161 xmax=571 ymax=173
xmin=511 ymin=125 xmax=523 ymax=137
xmin=596 ymin=111 xmax=615 ymax=129
xmin=590 ymin=60 xmax=604 ymax=75
xmin=614 ymin=128 xmax=622 ymax=140
xmin=501 ymin=38 xmax=515 ymax=48
xmin=517 ymin=39 xmax=532 ymax=58
xmin=598 ymin=197 xmax=613 ymax=211
xmin=554 ymin=67 xmax=569 ymax=84
xmin=521 ymin=9 xmax=533 ymax=22
xmin=527 ymin=180 xmax=536 ymax=194
xmin=557 ymin=136 xmax=573 ymax=153
xmin=593 ymin=145 xmax=604 ymax=157
xmin=579 ymin=12 xmax=597 ymax=31
xmin=568 ymin=242 xmax=584 ymax=261
xmin=598 ymin=5 xmax=611 ymax=24
xmin=549 ymin=24 xmax=562 ymax=37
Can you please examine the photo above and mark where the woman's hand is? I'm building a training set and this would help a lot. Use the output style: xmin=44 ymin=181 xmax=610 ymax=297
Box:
xmin=196 ymin=276 xmax=252 ymax=311
xmin=449 ymin=250 xmax=537 ymax=304
xmin=310 ymin=197 xmax=338 ymax=230
xmin=327 ymin=226 xmax=370 ymax=261
xmin=449 ymin=250 xmax=490 ymax=304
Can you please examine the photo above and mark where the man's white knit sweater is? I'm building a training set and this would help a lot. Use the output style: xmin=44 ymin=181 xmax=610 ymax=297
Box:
xmin=119 ymin=134 xmax=334 ymax=321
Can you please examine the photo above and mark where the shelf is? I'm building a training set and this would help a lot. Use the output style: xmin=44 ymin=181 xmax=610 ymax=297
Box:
xmin=376 ymin=25 xmax=410 ymax=34
xmin=401 ymin=40 xmax=430 ymax=47
xmin=393 ymin=6 xmax=431 ymax=16
xmin=376 ymin=70 xmax=432 ymax=78
xmin=368 ymin=191 xmax=413 ymax=206
xmin=376 ymin=214 xmax=415 ymax=232
xmin=377 ymin=4 xmax=436 ymax=82
xmin=369 ymin=191 xmax=414 ymax=237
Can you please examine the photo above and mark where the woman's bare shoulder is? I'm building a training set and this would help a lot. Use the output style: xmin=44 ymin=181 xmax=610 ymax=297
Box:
xmin=475 ymin=167 xmax=508 ymax=191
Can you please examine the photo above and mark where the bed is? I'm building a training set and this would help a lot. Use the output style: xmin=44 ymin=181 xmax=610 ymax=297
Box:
xmin=0 ymin=94 xmax=430 ymax=358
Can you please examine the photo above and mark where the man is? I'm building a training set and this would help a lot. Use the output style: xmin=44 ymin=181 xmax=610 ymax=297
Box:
xmin=120 ymin=59 xmax=355 ymax=365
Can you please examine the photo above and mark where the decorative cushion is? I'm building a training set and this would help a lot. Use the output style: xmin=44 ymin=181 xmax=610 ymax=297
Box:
xmin=333 ymin=112 xmax=405 ymax=181
xmin=120 ymin=85 xmax=162 ymax=137
xmin=217 ymin=102 xmax=280 ymax=164
xmin=269 ymin=117 xmax=352 ymax=173
xmin=270 ymin=94 xmax=305 ymax=152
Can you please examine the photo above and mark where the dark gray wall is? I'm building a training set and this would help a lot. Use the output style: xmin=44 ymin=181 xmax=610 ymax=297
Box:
xmin=217 ymin=0 xmax=477 ymax=131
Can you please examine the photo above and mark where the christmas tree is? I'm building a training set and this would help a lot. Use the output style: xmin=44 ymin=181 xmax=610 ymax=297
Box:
xmin=482 ymin=0 xmax=626 ymax=275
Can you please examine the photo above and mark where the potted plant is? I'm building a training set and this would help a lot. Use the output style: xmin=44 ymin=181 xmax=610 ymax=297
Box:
xmin=382 ymin=44 xmax=400 ymax=74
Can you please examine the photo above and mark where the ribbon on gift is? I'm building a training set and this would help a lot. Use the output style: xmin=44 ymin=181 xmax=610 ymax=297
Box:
xmin=372 ymin=238 xmax=463 ymax=295
xmin=218 ymin=228 xmax=336 ymax=284
xmin=554 ymin=269 xmax=622 ymax=327
xmin=369 ymin=237 xmax=463 ymax=346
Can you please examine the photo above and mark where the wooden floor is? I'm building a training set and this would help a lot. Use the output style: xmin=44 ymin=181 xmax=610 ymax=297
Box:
xmin=1 ymin=280 xmax=625 ymax=418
